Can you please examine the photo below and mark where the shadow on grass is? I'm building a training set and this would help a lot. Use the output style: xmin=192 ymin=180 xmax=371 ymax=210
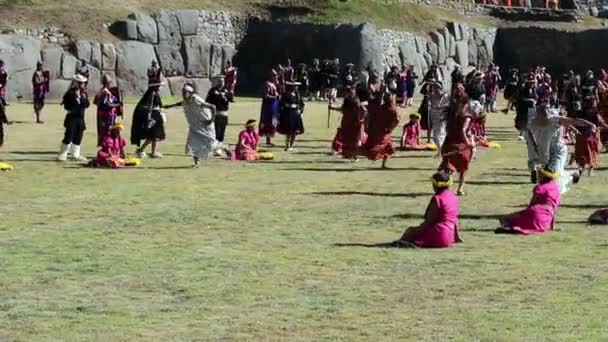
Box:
xmin=467 ymin=180 xmax=529 ymax=186
xmin=556 ymin=220 xmax=590 ymax=224
xmin=482 ymin=172 xmax=530 ymax=178
xmin=282 ymin=166 xmax=438 ymax=172
xmin=332 ymin=242 xmax=415 ymax=249
xmin=9 ymin=150 xmax=57 ymax=155
xmin=298 ymin=139 xmax=333 ymax=143
xmin=144 ymin=166 xmax=194 ymax=170
xmin=389 ymin=213 xmax=504 ymax=220
xmin=310 ymin=191 xmax=428 ymax=198
xmin=293 ymin=151 xmax=334 ymax=156
xmin=560 ymin=204 xmax=606 ymax=209
xmin=392 ymin=154 xmax=435 ymax=159
xmin=4 ymin=158 xmax=58 ymax=163
xmin=267 ymin=160 xmax=347 ymax=165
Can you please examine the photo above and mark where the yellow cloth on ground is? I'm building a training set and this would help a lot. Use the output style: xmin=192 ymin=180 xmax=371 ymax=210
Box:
xmin=125 ymin=157 xmax=142 ymax=166
xmin=258 ymin=152 xmax=274 ymax=160
xmin=0 ymin=162 xmax=14 ymax=171
xmin=487 ymin=141 xmax=502 ymax=149
xmin=426 ymin=143 xmax=439 ymax=151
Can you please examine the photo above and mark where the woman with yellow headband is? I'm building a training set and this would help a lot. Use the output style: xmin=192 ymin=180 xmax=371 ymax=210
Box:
xmin=89 ymin=123 xmax=128 ymax=168
xmin=496 ymin=165 xmax=561 ymax=235
xmin=232 ymin=119 xmax=261 ymax=161
xmin=393 ymin=171 xmax=462 ymax=248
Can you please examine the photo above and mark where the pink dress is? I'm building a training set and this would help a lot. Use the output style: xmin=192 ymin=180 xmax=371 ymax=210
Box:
xmin=232 ymin=129 xmax=260 ymax=161
xmin=501 ymin=181 xmax=560 ymax=235
xmin=400 ymin=121 xmax=421 ymax=148
xmin=94 ymin=136 xmax=127 ymax=168
xmin=408 ymin=190 xmax=461 ymax=248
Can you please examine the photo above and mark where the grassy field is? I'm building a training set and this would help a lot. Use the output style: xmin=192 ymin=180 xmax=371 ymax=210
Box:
xmin=0 ymin=99 xmax=607 ymax=341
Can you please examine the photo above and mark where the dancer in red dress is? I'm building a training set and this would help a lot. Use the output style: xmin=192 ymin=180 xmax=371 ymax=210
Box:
xmin=329 ymin=87 xmax=364 ymax=161
xmin=440 ymin=98 xmax=477 ymax=196
xmin=362 ymin=92 xmax=399 ymax=168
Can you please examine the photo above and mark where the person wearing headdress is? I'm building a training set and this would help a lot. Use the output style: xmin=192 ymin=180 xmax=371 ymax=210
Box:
xmin=515 ymin=74 xmax=538 ymax=140
xmin=405 ymin=65 xmax=418 ymax=107
xmin=308 ymin=59 xmax=321 ymax=101
xmin=467 ymin=71 xmax=486 ymax=104
xmin=439 ymin=97 xmax=477 ymax=196
xmin=384 ymin=65 xmax=400 ymax=96
xmin=147 ymin=60 xmax=162 ymax=86
xmin=206 ymin=75 xmax=230 ymax=146
xmin=131 ymin=81 xmax=166 ymax=158
xmin=362 ymin=92 xmax=399 ymax=168
xmin=400 ymin=113 xmax=436 ymax=151
xmin=165 ymin=84 xmax=218 ymax=168
xmin=329 ymin=86 xmax=364 ymax=160
xmin=484 ymin=64 xmax=500 ymax=113
xmin=428 ymin=80 xmax=450 ymax=151
xmin=78 ymin=59 xmax=90 ymax=95
xmin=232 ymin=119 xmax=261 ymax=161
xmin=565 ymin=74 xmax=582 ymax=118
xmin=89 ymin=123 xmax=128 ymax=168
xmin=502 ymin=68 xmax=519 ymax=114
xmin=295 ymin=63 xmax=310 ymax=99
xmin=32 ymin=61 xmax=49 ymax=124
xmin=223 ymin=60 xmax=238 ymax=98
xmin=526 ymin=104 xmax=592 ymax=193
xmin=278 ymin=81 xmax=305 ymax=151
xmin=597 ymin=70 xmax=608 ymax=148
xmin=537 ymin=74 xmax=554 ymax=107
xmin=574 ymin=102 xmax=606 ymax=177
xmin=496 ymin=165 xmax=561 ymax=235
xmin=57 ymin=74 xmax=90 ymax=162
xmin=259 ymin=70 xmax=280 ymax=146
xmin=94 ymin=74 xmax=121 ymax=146
xmin=0 ymin=59 xmax=9 ymax=108
xmin=393 ymin=171 xmax=462 ymax=248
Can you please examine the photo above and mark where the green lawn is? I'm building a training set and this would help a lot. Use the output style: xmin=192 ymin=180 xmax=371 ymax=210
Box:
xmin=0 ymin=99 xmax=607 ymax=341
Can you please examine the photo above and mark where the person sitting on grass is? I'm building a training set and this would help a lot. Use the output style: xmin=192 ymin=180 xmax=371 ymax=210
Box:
xmin=393 ymin=171 xmax=462 ymax=248
xmin=400 ymin=113 xmax=437 ymax=151
xmin=496 ymin=165 xmax=561 ymax=235
xmin=89 ymin=123 xmax=139 ymax=168
xmin=232 ymin=119 xmax=261 ymax=161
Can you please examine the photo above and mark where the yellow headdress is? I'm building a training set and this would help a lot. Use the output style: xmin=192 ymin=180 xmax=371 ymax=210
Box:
xmin=410 ymin=113 xmax=421 ymax=119
xmin=431 ymin=175 xmax=453 ymax=188
xmin=111 ymin=123 xmax=124 ymax=130
xmin=246 ymin=120 xmax=257 ymax=128
xmin=537 ymin=165 xmax=559 ymax=179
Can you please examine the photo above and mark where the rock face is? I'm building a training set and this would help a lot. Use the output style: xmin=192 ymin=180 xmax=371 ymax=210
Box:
xmin=61 ymin=54 xmax=78 ymax=79
xmin=129 ymin=13 xmax=158 ymax=44
xmin=75 ymin=40 xmax=103 ymax=69
xmin=115 ymin=41 xmax=157 ymax=95
xmin=101 ymin=43 xmax=116 ymax=71
xmin=183 ymin=35 xmax=210 ymax=78
xmin=155 ymin=43 xmax=185 ymax=76
xmin=41 ymin=48 xmax=63 ymax=79
xmin=108 ymin=19 xmax=138 ymax=40
xmin=0 ymin=35 xmax=41 ymax=100
xmin=155 ymin=11 xmax=182 ymax=46
xmin=176 ymin=10 xmax=199 ymax=36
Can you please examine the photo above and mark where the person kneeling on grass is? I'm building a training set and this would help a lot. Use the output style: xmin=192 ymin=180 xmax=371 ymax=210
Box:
xmin=88 ymin=123 xmax=131 ymax=168
xmin=393 ymin=171 xmax=462 ymax=248
xmin=400 ymin=113 xmax=438 ymax=151
xmin=496 ymin=165 xmax=561 ymax=235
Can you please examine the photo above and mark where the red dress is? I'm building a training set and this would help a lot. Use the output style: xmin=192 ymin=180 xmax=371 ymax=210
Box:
xmin=363 ymin=104 xmax=399 ymax=160
xmin=400 ymin=120 xmax=421 ymax=149
xmin=575 ymin=126 xmax=600 ymax=168
xmin=440 ymin=111 xmax=473 ymax=174
xmin=340 ymin=99 xmax=364 ymax=159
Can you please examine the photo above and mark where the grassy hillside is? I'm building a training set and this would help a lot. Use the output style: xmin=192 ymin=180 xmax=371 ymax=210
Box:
xmin=0 ymin=0 xmax=495 ymax=39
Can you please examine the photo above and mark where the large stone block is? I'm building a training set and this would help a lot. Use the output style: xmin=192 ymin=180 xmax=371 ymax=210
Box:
xmin=441 ymin=27 xmax=452 ymax=58
xmin=448 ymin=22 xmax=463 ymax=41
xmin=358 ymin=23 xmax=383 ymax=75
xmin=155 ymin=43 xmax=184 ymax=77
xmin=455 ymin=40 xmax=469 ymax=67
xmin=398 ymin=41 xmax=418 ymax=67
xmin=128 ymin=13 xmax=158 ymax=44
xmin=191 ymin=78 xmax=212 ymax=96
xmin=41 ymin=48 xmax=62 ymax=79
xmin=167 ymin=76 xmax=187 ymax=96
xmin=0 ymin=35 xmax=41 ymax=100
xmin=449 ymin=35 xmax=456 ymax=57
xmin=87 ymin=65 xmax=102 ymax=92
xmin=48 ymin=79 xmax=71 ymax=100
xmin=468 ymin=38 xmax=478 ymax=67
xmin=155 ymin=11 xmax=182 ymax=46
xmin=176 ymin=10 xmax=199 ymax=36
xmin=115 ymin=41 xmax=157 ymax=95
xmin=109 ymin=19 xmax=138 ymax=40
xmin=221 ymin=45 xmax=235 ymax=66
xmin=483 ymin=36 xmax=495 ymax=65
xmin=427 ymin=41 xmax=439 ymax=65
xmin=182 ymin=35 xmax=210 ymax=78
xmin=75 ymin=40 xmax=103 ymax=69
xmin=210 ymin=44 xmax=223 ymax=77
xmin=101 ymin=43 xmax=116 ymax=71
xmin=61 ymin=53 xmax=78 ymax=79
xmin=430 ymin=31 xmax=446 ymax=64
xmin=415 ymin=36 xmax=427 ymax=55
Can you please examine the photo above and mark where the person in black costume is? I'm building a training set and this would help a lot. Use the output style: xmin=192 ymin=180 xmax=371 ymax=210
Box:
xmin=57 ymin=74 xmax=90 ymax=162
xmin=278 ymin=81 xmax=305 ymax=152
xmin=131 ymin=82 xmax=166 ymax=158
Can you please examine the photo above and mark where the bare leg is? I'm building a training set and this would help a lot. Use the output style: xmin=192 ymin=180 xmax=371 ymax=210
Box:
xmin=289 ymin=134 xmax=296 ymax=149
xmin=284 ymin=136 xmax=290 ymax=151
xmin=381 ymin=156 xmax=388 ymax=169
xmin=151 ymin=140 xmax=157 ymax=155
xmin=457 ymin=173 xmax=466 ymax=196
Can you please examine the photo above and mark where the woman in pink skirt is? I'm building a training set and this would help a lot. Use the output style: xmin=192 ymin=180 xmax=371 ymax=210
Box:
xmin=394 ymin=171 xmax=462 ymax=248
xmin=232 ymin=119 xmax=260 ymax=161
xmin=497 ymin=165 xmax=561 ymax=235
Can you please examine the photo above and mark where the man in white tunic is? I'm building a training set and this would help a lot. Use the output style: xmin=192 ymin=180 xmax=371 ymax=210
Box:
xmin=428 ymin=81 xmax=449 ymax=152
xmin=168 ymin=84 xmax=217 ymax=167
xmin=527 ymin=105 xmax=591 ymax=194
